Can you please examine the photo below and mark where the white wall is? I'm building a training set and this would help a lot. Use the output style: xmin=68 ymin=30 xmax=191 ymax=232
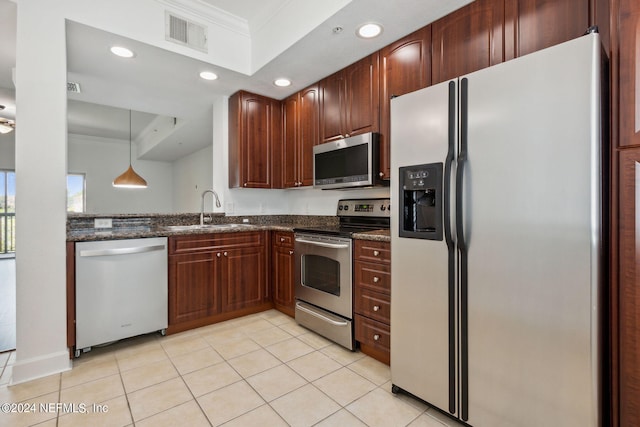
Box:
xmin=172 ymin=144 xmax=213 ymax=213
xmin=13 ymin=0 xmax=71 ymax=384
xmin=68 ymin=135 xmax=173 ymax=214
xmin=0 ymin=132 xmax=15 ymax=169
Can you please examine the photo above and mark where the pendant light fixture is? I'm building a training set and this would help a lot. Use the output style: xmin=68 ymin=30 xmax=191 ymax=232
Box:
xmin=112 ymin=110 xmax=147 ymax=188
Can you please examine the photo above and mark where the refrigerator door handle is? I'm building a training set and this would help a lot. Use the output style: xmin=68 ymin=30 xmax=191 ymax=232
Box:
xmin=458 ymin=77 xmax=469 ymax=422
xmin=444 ymin=80 xmax=457 ymax=415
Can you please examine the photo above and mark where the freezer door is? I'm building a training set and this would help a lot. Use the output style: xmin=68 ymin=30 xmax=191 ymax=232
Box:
xmin=390 ymin=79 xmax=458 ymax=415
xmin=461 ymin=34 xmax=601 ymax=426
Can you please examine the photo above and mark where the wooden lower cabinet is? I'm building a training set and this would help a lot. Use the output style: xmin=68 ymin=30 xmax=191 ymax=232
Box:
xmin=272 ymin=231 xmax=295 ymax=317
xmin=168 ymin=231 xmax=271 ymax=333
xmin=353 ymin=239 xmax=391 ymax=364
xmin=169 ymin=251 xmax=220 ymax=325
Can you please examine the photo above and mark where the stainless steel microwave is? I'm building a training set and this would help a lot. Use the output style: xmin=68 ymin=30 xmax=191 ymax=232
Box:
xmin=313 ymin=132 xmax=381 ymax=190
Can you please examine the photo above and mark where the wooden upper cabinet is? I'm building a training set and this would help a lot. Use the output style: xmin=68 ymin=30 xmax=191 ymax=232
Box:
xmin=298 ymin=85 xmax=320 ymax=186
xmin=379 ymin=26 xmax=432 ymax=180
xmin=320 ymin=53 xmax=380 ymax=143
xmin=618 ymin=0 xmax=640 ymax=147
xmin=282 ymin=85 xmax=320 ymax=188
xmin=228 ymin=90 xmax=282 ymax=188
xmin=432 ymin=0 xmax=505 ymax=84
xmin=282 ymin=94 xmax=299 ymax=188
xmin=504 ymin=0 xmax=590 ymax=60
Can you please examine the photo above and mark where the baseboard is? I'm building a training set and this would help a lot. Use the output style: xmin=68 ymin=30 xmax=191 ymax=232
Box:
xmin=10 ymin=350 xmax=72 ymax=385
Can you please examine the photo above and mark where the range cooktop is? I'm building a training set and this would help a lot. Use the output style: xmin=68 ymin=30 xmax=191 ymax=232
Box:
xmin=294 ymin=198 xmax=390 ymax=237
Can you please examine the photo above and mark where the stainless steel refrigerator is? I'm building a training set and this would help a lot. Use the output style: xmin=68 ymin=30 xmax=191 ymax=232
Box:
xmin=390 ymin=33 xmax=604 ymax=427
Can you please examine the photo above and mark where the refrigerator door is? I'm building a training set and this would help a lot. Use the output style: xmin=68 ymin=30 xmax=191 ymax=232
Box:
xmin=390 ymin=80 xmax=458 ymax=415
xmin=461 ymin=34 xmax=601 ymax=426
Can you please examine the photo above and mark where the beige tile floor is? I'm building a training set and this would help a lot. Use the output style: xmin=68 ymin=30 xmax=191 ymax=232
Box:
xmin=0 ymin=310 xmax=466 ymax=427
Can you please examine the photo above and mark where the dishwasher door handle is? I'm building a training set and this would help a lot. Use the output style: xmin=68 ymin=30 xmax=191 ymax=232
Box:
xmin=79 ymin=244 xmax=166 ymax=257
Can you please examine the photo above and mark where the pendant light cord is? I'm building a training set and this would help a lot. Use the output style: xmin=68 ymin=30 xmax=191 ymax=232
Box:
xmin=129 ymin=110 xmax=133 ymax=165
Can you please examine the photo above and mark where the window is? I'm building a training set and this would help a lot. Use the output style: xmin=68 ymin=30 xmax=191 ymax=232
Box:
xmin=0 ymin=170 xmax=15 ymax=254
xmin=67 ymin=173 xmax=86 ymax=213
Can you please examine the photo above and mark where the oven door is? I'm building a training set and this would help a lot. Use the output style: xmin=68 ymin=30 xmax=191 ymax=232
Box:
xmin=294 ymin=233 xmax=352 ymax=319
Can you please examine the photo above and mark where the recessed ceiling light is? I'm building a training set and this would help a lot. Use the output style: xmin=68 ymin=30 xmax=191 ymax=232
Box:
xmin=274 ymin=78 xmax=291 ymax=87
xmin=356 ymin=23 xmax=383 ymax=39
xmin=200 ymin=71 xmax=218 ymax=80
xmin=110 ymin=46 xmax=135 ymax=58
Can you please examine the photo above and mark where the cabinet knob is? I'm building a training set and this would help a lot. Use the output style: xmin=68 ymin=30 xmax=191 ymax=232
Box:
xmin=373 ymin=305 xmax=380 ymax=312
xmin=373 ymin=250 xmax=380 ymax=256
xmin=243 ymin=183 xmax=247 ymax=187
xmin=280 ymin=237 xmax=285 ymax=242
xmin=373 ymin=334 xmax=380 ymax=341
xmin=379 ymin=172 xmax=384 ymax=177
xmin=217 ymin=253 xmax=221 ymax=258
xmin=289 ymin=250 xmax=294 ymax=255
xmin=345 ymin=133 xmax=350 ymax=137
xmin=373 ymin=276 xmax=380 ymax=283
xmin=224 ymin=251 xmax=228 ymax=257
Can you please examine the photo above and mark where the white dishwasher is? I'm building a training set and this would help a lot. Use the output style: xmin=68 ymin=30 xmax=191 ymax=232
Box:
xmin=75 ymin=237 xmax=168 ymax=357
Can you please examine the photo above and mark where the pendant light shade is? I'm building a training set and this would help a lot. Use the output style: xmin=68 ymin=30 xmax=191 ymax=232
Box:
xmin=113 ymin=110 xmax=147 ymax=188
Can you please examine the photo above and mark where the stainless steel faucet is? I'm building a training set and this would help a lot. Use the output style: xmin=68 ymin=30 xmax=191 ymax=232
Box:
xmin=200 ymin=189 xmax=222 ymax=225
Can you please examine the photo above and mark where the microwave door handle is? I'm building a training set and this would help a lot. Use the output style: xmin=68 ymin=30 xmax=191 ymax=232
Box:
xmin=294 ymin=238 xmax=350 ymax=249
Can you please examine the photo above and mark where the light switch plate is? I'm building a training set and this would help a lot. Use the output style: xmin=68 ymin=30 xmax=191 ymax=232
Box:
xmin=94 ymin=218 xmax=113 ymax=229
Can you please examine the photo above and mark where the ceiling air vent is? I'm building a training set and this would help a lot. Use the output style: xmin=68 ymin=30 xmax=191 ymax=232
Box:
xmin=165 ymin=11 xmax=208 ymax=53
xmin=67 ymin=82 xmax=81 ymax=93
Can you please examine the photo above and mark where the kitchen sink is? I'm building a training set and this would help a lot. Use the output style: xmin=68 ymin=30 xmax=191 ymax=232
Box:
xmin=163 ymin=223 xmax=253 ymax=231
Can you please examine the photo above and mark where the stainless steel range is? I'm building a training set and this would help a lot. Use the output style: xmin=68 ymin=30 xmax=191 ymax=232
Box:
xmin=293 ymin=198 xmax=390 ymax=350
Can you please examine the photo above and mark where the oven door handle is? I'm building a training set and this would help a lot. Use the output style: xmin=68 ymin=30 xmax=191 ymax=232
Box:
xmin=295 ymin=302 xmax=350 ymax=326
xmin=294 ymin=238 xmax=350 ymax=249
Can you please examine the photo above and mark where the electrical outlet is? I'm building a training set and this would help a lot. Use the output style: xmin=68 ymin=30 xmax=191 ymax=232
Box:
xmin=94 ymin=218 xmax=113 ymax=229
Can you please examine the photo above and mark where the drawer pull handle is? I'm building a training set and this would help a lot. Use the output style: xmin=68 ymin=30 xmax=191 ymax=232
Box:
xmin=280 ymin=237 xmax=285 ymax=242
xmin=373 ymin=334 xmax=380 ymax=341
xmin=373 ymin=250 xmax=380 ymax=256
xmin=224 ymin=251 xmax=228 ymax=257
xmin=373 ymin=305 xmax=380 ymax=312
xmin=373 ymin=276 xmax=380 ymax=283
xmin=289 ymin=250 xmax=294 ymax=255
xmin=217 ymin=252 xmax=221 ymax=258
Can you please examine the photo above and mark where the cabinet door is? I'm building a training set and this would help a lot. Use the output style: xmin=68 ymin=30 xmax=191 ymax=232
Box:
xmin=344 ymin=53 xmax=380 ymax=137
xmin=380 ymin=27 xmax=432 ymax=179
xmin=221 ymin=246 xmax=266 ymax=312
xmin=619 ymin=148 xmax=640 ymax=427
xmin=432 ymin=0 xmax=505 ymax=84
xmin=505 ymin=0 xmax=589 ymax=60
xmin=229 ymin=91 xmax=281 ymax=189
xmin=168 ymin=252 xmax=219 ymax=325
xmin=320 ymin=70 xmax=346 ymax=143
xmin=272 ymin=245 xmax=295 ymax=317
xmin=282 ymin=94 xmax=299 ymax=188
xmin=298 ymin=85 xmax=320 ymax=186
xmin=618 ymin=0 xmax=640 ymax=148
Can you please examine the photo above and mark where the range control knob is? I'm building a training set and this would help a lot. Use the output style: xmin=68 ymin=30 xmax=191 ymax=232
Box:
xmin=344 ymin=205 xmax=349 ymax=211
xmin=380 ymin=205 xmax=386 ymax=211
xmin=338 ymin=205 xmax=343 ymax=210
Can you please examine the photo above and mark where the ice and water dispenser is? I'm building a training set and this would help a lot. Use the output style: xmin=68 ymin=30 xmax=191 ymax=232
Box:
xmin=399 ymin=163 xmax=443 ymax=240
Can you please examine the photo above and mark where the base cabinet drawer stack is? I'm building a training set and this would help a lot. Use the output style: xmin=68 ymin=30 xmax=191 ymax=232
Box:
xmin=354 ymin=239 xmax=391 ymax=364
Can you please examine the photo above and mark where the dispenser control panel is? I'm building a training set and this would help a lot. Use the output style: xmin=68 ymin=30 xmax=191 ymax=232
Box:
xmin=399 ymin=163 xmax=443 ymax=240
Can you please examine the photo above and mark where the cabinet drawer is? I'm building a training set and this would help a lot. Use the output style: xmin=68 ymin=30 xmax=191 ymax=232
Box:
xmin=169 ymin=231 xmax=264 ymax=255
xmin=273 ymin=231 xmax=294 ymax=248
xmin=355 ymin=287 xmax=390 ymax=324
xmin=354 ymin=261 xmax=390 ymax=294
xmin=355 ymin=314 xmax=390 ymax=352
xmin=354 ymin=240 xmax=390 ymax=264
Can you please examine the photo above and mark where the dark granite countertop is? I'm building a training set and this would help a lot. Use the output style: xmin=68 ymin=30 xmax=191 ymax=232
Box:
xmin=351 ymin=229 xmax=391 ymax=243
xmin=67 ymin=213 xmax=391 ymax=242
xmin=67 ymin=214 xmax=338 ymax=242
